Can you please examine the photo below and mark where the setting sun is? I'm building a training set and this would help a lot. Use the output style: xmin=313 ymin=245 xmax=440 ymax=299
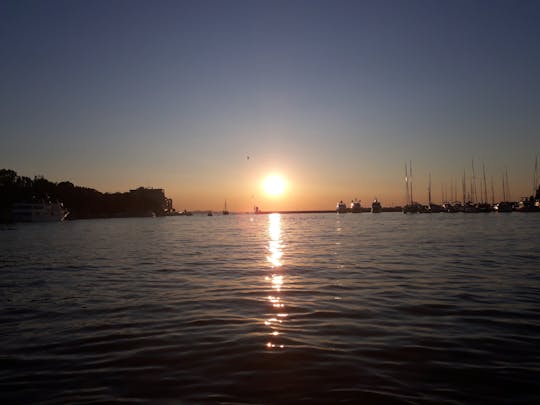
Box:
xmin=263 ymin=175 xmax=286 ymax=196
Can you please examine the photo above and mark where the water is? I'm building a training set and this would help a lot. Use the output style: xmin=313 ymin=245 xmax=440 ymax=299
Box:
xmin=1 ymin=213 xmax=539 ymax=403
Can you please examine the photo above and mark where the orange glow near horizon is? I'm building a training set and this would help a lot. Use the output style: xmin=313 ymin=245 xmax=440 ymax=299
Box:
xmin=161 ymin=157 xmax=539 ymax=213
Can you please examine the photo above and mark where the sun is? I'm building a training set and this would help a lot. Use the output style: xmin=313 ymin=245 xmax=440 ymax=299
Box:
xmin=263 ymin=175 xmax=286 ymax=196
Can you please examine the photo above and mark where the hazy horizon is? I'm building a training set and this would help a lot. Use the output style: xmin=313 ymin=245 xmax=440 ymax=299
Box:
xmin=2 ymin=0 xmax=539 ymax=211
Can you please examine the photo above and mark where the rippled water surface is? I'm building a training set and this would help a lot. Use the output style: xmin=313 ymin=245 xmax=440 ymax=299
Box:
xmin=1 ymin=213 xmax=539 ymax=403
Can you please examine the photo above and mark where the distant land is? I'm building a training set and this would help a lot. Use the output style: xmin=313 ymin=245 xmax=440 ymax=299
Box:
xmin=3 ymin=168 xmax=540 ymax=222
xmin=0 ymin=169 xmax=173 ymax=221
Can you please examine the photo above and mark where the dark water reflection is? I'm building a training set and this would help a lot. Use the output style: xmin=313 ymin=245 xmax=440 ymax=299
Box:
xmin=1 ymin=213 xmax=539 ymax=403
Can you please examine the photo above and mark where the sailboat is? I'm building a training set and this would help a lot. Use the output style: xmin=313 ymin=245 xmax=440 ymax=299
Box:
xmin=427 ymin=173 xmax=444 ymax=213
xmin=476 ymin=162 xmax=492 ymax=212
xmin=495 ymin=169 xmax=514 ymax=212
xmin=403 ymin=161 xmax=422 ymax=213
xmin=462 ymin=160 xmax=478 ymax=213
xmin=222 ymin=200 xmax=229 ymax=215
xmin=517 ymin=156 xmax=540 ymax=212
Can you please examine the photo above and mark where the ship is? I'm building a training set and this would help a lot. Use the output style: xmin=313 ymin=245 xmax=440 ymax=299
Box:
xmin=11 ymin=201 xmax=69 ymax=222
xmin=336 ymin=200 xmax=347 ymax=214
xmin=371 ymin=199 xmax=382 ymax=213
xmin=350 ymin=199 xmax=362 ymax=213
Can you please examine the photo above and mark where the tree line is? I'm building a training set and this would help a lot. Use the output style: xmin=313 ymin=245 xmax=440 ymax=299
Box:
xmin=0 ymin=169 xmax=172 ymax=221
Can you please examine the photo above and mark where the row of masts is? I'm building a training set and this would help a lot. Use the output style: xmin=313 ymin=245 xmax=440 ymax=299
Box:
xmin=406 ymin=156 xmax=538 ymax=206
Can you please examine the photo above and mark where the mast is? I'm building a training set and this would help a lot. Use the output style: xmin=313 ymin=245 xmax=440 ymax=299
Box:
xmin=502 ymin=172 xmax=506 ymax=201
xmin=441 ymin=183 xmax=444 ymax=204
xmin=404 ymin=163 xmax=410 ymax=206
xmin=462 ymin=170 xmax=467 ymax=204
xmin=490 ymin=176 xmax=495 ymax=205
xmin=482 ymin=162 xmax=488 ymax=204
xmin=428 ymin=173 xmax=432 ymax=205
xmin=471 ymin=159 xmax=477 ymax=203
xmin=534 ymin=155 xmax=539 ymax=195
xmin=505 ymin=169 xmax=511 ymax=202
xmin=409 ymin=160 xmax=414 ymax=204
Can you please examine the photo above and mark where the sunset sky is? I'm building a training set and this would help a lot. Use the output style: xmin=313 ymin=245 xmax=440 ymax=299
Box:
xmin=1 ymin=0 xmax=539 ymax=211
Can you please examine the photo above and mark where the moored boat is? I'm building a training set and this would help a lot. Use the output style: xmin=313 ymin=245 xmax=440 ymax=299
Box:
xmin=476 ymin=202 xmax=493 ymax=213
xmin=516 ymin=196 xmax=539 ymax=212
xmin=371 ymin=199 xmax=382 ymax=213
xmin=336 ymin=200 xmax=347 ymax=214
xmin=403 ymin=202 xmax=423 ymax=214
xmin=515 ymin=158 xmax=540 ymax=212
xmin=350 ymin=199 xmax=362 ymax=213
xmin=11 ymin=201 xmax=69 ymax=222
xmin=494 ymin=201 xmax=514 ymax=212
xmin=443 ymin=202 xmax=462 ymax=213
xmin=428 ymin=203 xmax=444 ymax=213
xmin=462 ymin=202 xmax=480 ymax=213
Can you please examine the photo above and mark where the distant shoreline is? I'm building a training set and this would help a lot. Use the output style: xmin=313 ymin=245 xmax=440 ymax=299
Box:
xmin=250 ymin=207 xmax=403 ymax=214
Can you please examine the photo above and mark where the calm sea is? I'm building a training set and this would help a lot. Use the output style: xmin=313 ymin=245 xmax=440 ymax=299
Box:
xmin=1 ymin=213 xmax=539 ymax=404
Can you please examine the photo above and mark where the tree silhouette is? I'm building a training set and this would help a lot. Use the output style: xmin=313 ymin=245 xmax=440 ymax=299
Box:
xmin=1 ymin=169 xmax=171 ymax=221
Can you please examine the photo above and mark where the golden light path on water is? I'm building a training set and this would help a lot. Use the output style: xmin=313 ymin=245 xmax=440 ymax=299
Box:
xmin=265 ymin=213 xmax=286 ymax=350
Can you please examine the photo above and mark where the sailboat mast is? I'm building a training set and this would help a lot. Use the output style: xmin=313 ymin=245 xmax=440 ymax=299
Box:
xmin=428 ymin=173 xmax=432 ymax=205
xmin=441 ymin=183 xmax=445 ymax=204
xmin=409 ymin=160 xmax=414 ymax=204
xmin=502 ymin=172 xmax=506 ymax=202
xmin=404 ymin=163 xmax=410 ymax=206
xmin=490 ymin=176 xmax=495 ymax=205
xmin=482 ymin=163 xmax=488 ymax=204
xmin=505 ymin=169 xmax=511 ymax=202
xmin=471 ymin=159 xmax=477 ymax=203
xmin=462 ymin=170 xmax=466 ymax=204
xmin=534 ymin=155 xmax=538 ymax=195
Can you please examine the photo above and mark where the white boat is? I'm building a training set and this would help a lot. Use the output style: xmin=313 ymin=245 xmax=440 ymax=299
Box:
xmin=350 ymin=199 xmax=362 ymax=213
xmin=493 ymin=201 xmax=514 ymax=212
xmin=336 ymin=200 xmax=347 ymax=213
xmin=371 ymin=199 xmax=382 ymax=213
xmin=12 ymin=201 xmax=69 ymax=222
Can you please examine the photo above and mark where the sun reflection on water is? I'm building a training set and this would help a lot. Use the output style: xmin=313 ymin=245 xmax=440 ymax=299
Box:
xmin=265 ymin=213 xmax=287 ymax=350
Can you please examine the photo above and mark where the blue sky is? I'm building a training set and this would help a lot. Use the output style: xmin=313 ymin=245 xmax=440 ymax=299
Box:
xmin=1 ymin=0 xmax=539 ymax=210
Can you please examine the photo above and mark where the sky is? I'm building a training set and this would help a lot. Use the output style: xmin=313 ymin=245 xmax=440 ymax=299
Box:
xmin=1 ymin=0 xmax=539 ymax=211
